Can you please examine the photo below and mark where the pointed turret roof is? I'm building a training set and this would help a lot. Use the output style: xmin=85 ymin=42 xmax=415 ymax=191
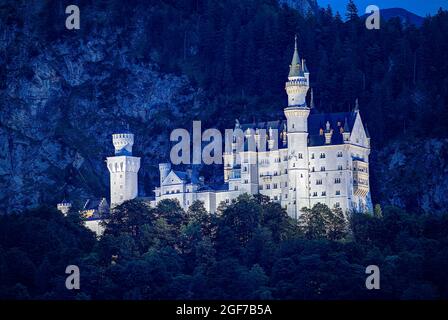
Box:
xmin=354 ymin=98 xmax=360 ymax=112
xmin=365 ymin=124 xmax=370 ymax=138
xmin=302 ymin=59 xmax=309 ymax=73
xmin=288 ymin=35 xmax=302 ymax=78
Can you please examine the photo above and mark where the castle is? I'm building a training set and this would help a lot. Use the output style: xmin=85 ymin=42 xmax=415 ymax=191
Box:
xmin=151 ymin=37 xmax=372 ymax=218
xmin=58 ymin=37 xmax=372 ymax=234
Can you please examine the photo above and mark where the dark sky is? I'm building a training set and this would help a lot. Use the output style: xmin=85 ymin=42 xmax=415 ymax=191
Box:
xmin=317 ymin=0 xmax=448 ymax=16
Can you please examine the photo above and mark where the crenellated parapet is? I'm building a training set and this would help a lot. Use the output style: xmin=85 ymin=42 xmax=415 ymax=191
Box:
xmin=112 ymin=133 xmax=134 ymax=156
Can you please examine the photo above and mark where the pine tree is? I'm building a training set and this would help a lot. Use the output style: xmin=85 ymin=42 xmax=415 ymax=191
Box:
xmin=299 ymin=204 xmax=348 ymax=240
xmin=326 ymin=207 xmax=349 ymax=240
xmin=374 ymin=204 xmax=383 ymax=218
xmin=298 ymin=204 xmax=327 ymax=239
xmin=345 ymin=0 xmax=359 ymax=21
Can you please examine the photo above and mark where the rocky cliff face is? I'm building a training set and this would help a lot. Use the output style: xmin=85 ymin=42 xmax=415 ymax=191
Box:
xmin=278 ymin=0 xmax=318 ymax=14
xmin=371 ymin=138 xmax=448 ymax=214
xmin=0 ymin=18 xmax=203 ymax=212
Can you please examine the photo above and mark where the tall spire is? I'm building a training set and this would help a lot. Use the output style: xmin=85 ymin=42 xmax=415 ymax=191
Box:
xmin=302 ymin=59 xmax=309 ymax=74
xmin=354 ymin=98 xmax=360 ymax=112
xmin=288 ymin=35 xmax=302 ymax=78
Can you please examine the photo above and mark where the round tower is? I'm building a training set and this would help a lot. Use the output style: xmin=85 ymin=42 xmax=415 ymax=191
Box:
xmin=285 ymin=35 xmax=310 ymax=107
xmin=107 ymin=133 xmax=140 ymax=207
xmin=284 ymin=35 xmax=311 ymax=219
xmin=159 ymin=163 xmax=172 ymax=186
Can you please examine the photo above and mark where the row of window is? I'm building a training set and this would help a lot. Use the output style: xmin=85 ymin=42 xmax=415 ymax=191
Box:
xmin=286 ymin=201 xmax=340 ymax=208
xmin=316 ymin=178 xmax=341 ymax=185
xmin=354 ymin=167 xmax=369 ymax=173
xmin=259 ymin=182 xmax=286 ymax=190
xmin=259 ymin=169 xmax=288 ymax=176
xmin=354 ymin=179 xmax=369 ymax=185
xmin=310 ymin=152 xmax=343 ymax=159
xmin=311 ymin=190 xmax=341 ymax=197
xmin=258 ymin=152 xmax=345 ymax=165
xmin=164 ymin=189 xmax=181 ymax=194
xmin=256 ymin=165 xmax=345 ymax=174
xmin=251 ymin=177 xmax=342 ymax=187
xmin=256 ymin=165 xmax=345 ymax=176
xmin=310 ymin=165 xmax=344 ymax=172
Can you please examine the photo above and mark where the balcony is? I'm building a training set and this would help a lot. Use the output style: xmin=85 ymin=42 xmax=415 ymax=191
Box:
xmin=353 ymin=160 xmax=369 ymax=197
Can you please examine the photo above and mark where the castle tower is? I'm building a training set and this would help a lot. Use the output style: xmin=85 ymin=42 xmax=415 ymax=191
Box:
xmin=57 ymin=201 xmax=72 ymax=216
xmin=285 ymin=35 xmax=309 ymax=107
xmin=159 ymin=163 xmax=171 ymax=186
xmin=240 ymin=128 xmax=259 ymax=195
xmin=284 ymin=35 xmax=311 ymax=219
xmin=107 ymin=133 xmax=141 ymax=208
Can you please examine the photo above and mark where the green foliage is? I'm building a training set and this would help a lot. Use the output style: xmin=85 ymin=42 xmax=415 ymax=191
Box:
xmin=374 ymin=204 xmax=383 ymax=218
xmin=0 ymin=206 xmax=96 ymax=299
xmin=345 ymin=0 xmax=359 ymax=21
xmin=1 ymin=197 xmax=448 ymax=299
xmin=299 ymin=203 xmax=349 ymax=240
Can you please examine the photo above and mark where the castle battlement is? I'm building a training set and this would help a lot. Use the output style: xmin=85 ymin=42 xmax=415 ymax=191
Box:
xmin=57 ymin=201 xmax=72 ymax=215
xmin=112 ymin=133 xmax=134 ymax=156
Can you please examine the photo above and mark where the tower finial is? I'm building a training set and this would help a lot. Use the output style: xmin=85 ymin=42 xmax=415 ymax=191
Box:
xmin=288 ymin=35 xmax=301 ymax=78
xmin=354 ymin=98 xmax=360 ymax=112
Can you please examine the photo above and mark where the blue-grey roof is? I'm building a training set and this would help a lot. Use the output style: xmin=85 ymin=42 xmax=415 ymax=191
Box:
xmin=82 ymin=198 xmax=109 ymax=220
xmin=239 ymin=120 xmax=287 ymax=151
xmin=238 ymin=111 xmax=356 ymax=148
xmin=83 ymin=199 xmax=102 ymax=211
xmin=172 ymin=169 xmax=201 ymax=184
xmin=115 ymin=149 xmax=132 ymax=156
xmin=308 ymin=112 xmax=356 ymax=146
xmin=174 ymin=170 xmax=189 ymax=181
